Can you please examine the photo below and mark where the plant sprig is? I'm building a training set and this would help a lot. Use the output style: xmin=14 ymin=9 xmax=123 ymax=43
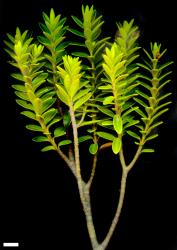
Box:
xmin=4 ymin=5 xmax=173 ymax=250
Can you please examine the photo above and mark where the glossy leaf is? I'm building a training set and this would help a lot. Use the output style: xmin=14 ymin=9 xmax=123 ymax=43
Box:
xmin=112 ymin=137 xmax=121 ymax=154
xmin=41 ymin=145 xmax=55 ymax=152
xmin=21 ymin=110 xmax=36 ymax=120
xmin=32 ymin=136 xmax=49 ymax=142
xmin=142 ymin=148 xmax=155 ymax=153
xmin=16 ymin=99 xmax=33 ymax=110
xmin=74 ymin=92 xmax=92 ymax=110
xmin=89 ymin=143 xmax=98 ymax=155
xmin=41 ymin=97 xmax=56 ymax=113
xmin=97 ymin=131 xmax=115 ymax=141
xmin=113 ymin=115 xmax=123 ymax=134
xmin=54 ymin=127 xmax=66 ymax=137
xmin=97 ymin=106 xmax=114 ymax=117
xmin=58 ymin=140 xmax=72 ymax=146
xmin=56 ymin=84 xmax=70 ymax=106
xmin=126 ymin=130 xmax=140 ymax=140
xmin=103 ymin=96 xmax=114 ymax=105
xmin=71 ymin=15 xmax=83 ymax=28
xmin=26 ymin=124 xmax=42 ymax=132
xmin=78 ymin=135 xmax=92 ymax=143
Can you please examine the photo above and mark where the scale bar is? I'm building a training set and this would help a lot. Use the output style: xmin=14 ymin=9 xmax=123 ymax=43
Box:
xmin=3 ymin=243 xmax=19 ymax=247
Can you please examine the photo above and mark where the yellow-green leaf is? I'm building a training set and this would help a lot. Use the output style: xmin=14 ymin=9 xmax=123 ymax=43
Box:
xmin=113 ymin=114 xmax=123 ymax=134
xmin=112 ymin=137 xmax=121 ymax=154
xmin=74 ymin=92 xmax=92 ymax=110
xmin=56 ymin=84 xmax=70 ymax=106
xmin=103 ymin=96 xmax=114 ymax=105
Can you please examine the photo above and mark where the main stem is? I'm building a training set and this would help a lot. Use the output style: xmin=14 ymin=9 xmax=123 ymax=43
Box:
xmin=100 ymin=168 xmax=128 ymax=250
xmin=69 ymin=102 xmax=142 ymax=250
xmin=69 ymin=103 xmax=99 ymax=249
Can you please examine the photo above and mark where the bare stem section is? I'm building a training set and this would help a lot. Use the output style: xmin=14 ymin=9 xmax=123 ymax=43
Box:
xmin=100 ymin=169 xmax=128 ymax=250
xmin=69 ymin=103 xmax=99 ymax=249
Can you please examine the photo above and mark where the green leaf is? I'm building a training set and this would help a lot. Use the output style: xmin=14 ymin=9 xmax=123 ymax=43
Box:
xmin=11 ymin=73 xmax=24 ymax=81
xmin=112 ymin=137 xmax=121 ymax=154
xmin=36 ymin=87 xmax=54 ymax=98
xmin=16 ymin=99 xmax=33 ymax=110
xmin=103 ymin=96 xmax=114 ymax=105
xmin=26 ymin=124 xmax=42 ymax=132
xmin=37 ymin=35 xmax=51 ymax=45
xmin=47 ymin=117 xmax=63 ymax=129
xmin=63 ymin=111 xmax=71 ymax=128
xmin=145 ymin=133 xmax=158 ymax=141
xmin=56 ymin=84 xmax=70 ymax=106
xmin=78 ymin=119 xmax=101 ymax=127
xmin=32 ymin=136 xmax=49 ymax=142
xmin=41 ymin=97 xmax=56 ymax=113
xmin=54 ymin=127 xmax=66 ymax=137
xmin=100 ymin=120 xmax=113 ymax=126
xmin=78 ymin=135 xmax=92 ymax=143
xmin=134 ymin=97 xmax=147 ymax=108
xmin=73 ymin=88 xmax=91 ymax=102
xmin=147 ymin=121 xmax=163 ymax=134
xmin=113 ymin=115 xmax=123 ymax=134
xmin=32 ymin=73 xmax=48 ymax=89
xmin=150 ymin=108 xmax=169 ymax=123
xmin=122 ymin=107 xmax=139 ymax=118
xmin=15 ymin=91 xmax=28 ymax=101
xmin=71 ymin=51 xmax=89 ymax=58
xmin=74 ymin=92 xmax=92 ymax=110
xmin=135 ymin=107 xmax=147 ymax=118
xmin=12 ymin=84 xmax=26 ymax=92
xmin=89 ymin=143 xmax=98 ymax=155
xmin=69 ymin=41 xmax=86 ymax=47
xmin=21 ymin=111 xmax=36 ymax=120
xmin=43 ymin=108 xmax=57 ymax=125
xmin=71 ymin=15 xmax=83 ymax=28
xmin=136 ymin=90 xmax=149 ymax=100
xmin=126 ymin=130 xmax=140 ymax=140
xmin=124 ymin=119 xmax=139 ymax=129
xmin=68 ymin=28 xmax=84 ymax=38
xmin=58 ymin=140 xmax=72 ymax=146
xmin=142 ymin=148 xmax=155 ymax=153
xmin=41 ymin=145 xmax=55 ymax=152
xmin=97 ymin=106 xmax=114 ymax=117
xmin=98 ymin=85 xmax=112 ymax=90
xmin=97 ymin=131 xmax=115 ymax=141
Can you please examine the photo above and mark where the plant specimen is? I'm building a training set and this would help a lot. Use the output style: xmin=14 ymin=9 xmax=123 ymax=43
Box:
xmin=4 ymin=5 xmax=173 ymax=250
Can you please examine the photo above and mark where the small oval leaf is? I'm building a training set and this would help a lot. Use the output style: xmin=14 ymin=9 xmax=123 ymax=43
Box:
xmin=112 ymin=137 xmax=121 ymax=154
xmin=89 ymin=143 xmax=98 ymax=155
